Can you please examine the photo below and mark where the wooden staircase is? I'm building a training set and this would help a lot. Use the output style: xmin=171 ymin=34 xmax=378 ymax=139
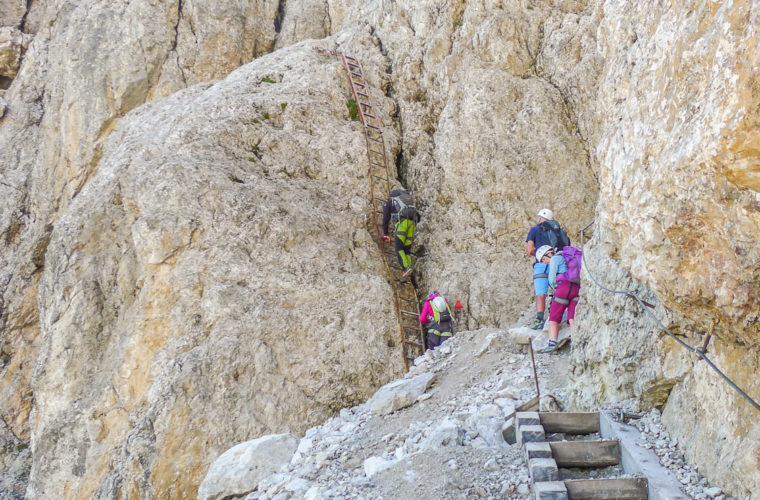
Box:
xmin=517 ymin=411 xmax=647 ymax=499
xmin=515 ymin=410 xmax=691 ymax=500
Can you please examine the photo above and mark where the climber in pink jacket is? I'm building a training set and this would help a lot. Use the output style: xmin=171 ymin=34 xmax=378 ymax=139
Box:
xmin=419 ymin=290 xmax=440 ymax=325
xmin=419 ymin=290 xmax=454 ymax=350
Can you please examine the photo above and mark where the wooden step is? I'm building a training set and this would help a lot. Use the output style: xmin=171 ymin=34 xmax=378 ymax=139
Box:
xmin=539 ymin=412 xmax=600 ymax=434
xmin=564 ymin=477 xmax=648 ymax=500
xmin=549 ymin=440 xmax=620 ymax=468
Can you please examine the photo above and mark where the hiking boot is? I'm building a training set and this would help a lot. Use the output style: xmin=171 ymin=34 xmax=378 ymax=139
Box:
xmin=530 ymin=317 xmax=545 ymax=330
xmin=539 ymin=339 xmax=558 ymax=354
xmin=555 ymin=337 xmax=570 ymax=351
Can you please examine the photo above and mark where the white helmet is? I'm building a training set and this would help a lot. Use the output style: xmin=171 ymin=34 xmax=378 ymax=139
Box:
xmin=432 ymin=296 xmax=447 ymax=312
xmin=536 ymin=245 xmax=554 ymax=262
xmin=537 ymin=208 xmax=553 ymax=220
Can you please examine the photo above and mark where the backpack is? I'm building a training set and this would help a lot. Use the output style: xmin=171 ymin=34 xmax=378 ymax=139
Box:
xmin=557 ymin=246 xmax=582 ymax=284
xmin=436 ymin=303 xmax=452 ymax=323
xmin=540 ymin=220 xmax=570 ymax=249
xmin=391 ymin=190 xmax=419 ymax=222
xmin=432 ymin=296 xmax=452 ymax=323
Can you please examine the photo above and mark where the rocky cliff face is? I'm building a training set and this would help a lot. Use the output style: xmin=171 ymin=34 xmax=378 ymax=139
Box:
xmin=1 ymin=0 xmax=759 ymax=498
xmin=26 ymin=42 xmax=407 ymax=498
xmin=569 ymin=2 xmax=760 ymax=498
xmin=345 ymin=0 xmax=600 ymax=328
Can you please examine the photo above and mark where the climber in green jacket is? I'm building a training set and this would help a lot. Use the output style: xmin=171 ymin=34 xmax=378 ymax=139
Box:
xmin=382 ymin=189 xmax=421 ymax=278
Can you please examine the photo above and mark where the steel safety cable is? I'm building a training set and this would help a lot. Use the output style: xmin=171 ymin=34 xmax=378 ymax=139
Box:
xmin=577 ymin=223 xmax=760 ymax=413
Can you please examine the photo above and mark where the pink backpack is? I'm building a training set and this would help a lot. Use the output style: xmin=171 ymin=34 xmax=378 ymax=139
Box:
xmin=557 ymin=246 xmax=582 ymax=284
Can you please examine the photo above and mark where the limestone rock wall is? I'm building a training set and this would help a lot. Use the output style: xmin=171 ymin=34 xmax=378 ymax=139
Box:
xmin=568 ymin=1 xmax=760 ymax=498
xmin=27 ymin=43 xmax=403 ymax=499
xmin=341 ymin=0 xmax=600 ymax=328
xmin=0 ymin=1 xmax=359 ymax=497
xmin=0 ymin=1 xmax=26 ymax=29
xmin=2 ymin=0 xmax=760 ymax=498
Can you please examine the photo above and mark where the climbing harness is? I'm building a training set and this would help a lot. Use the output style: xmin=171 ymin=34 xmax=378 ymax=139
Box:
xmin=318 ymin=48 xmax=425 ymax=370
xmin=578 ymin=221 xmax=760 ymax=413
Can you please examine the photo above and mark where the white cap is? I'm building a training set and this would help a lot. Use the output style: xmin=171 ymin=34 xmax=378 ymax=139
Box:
xmin=537 ymin=208 xmax=553 ymax=220
xmin=432 ymin=296 xmax=447 ymax=313
xmin=536 ymin=245 xmax=554 ymax=262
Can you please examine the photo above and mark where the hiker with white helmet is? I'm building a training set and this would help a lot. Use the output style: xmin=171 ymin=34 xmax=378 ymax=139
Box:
xmin=535 ymin=244 xmax=582 ymax=353
xmin=525 ymin=208 xmax=570 ymax=329
xmin=419 ymin=290 xmax=454 ymax=350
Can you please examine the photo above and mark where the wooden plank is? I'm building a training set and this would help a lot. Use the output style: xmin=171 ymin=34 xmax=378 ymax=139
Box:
xmin=564 ymin=478 xmax=648 ymax=500
xmin=517 ymin=396 xmax=539 ymax=412
xmin=539 ymin=412 xmax=599 ymax=434
xmin=549 ymin=440 xmax=620 ymax=468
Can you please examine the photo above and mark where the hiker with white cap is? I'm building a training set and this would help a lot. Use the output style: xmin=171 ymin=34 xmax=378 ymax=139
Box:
xmin=525 ymin=208 xmax=570 ymax=329
xmin=419 ymin=290 xmax=454 ymax=350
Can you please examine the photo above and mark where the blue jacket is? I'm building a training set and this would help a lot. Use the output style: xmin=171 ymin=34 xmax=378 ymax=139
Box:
xmin=547 ymin=254 xmax=568 ymax=289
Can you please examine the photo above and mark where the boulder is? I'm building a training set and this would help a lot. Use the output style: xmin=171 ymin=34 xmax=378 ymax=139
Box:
xmin=363 ymin=456 xmax=396 ymax=478
xmin=418 ymin=418 xmax=464 ymax=451
xmin=509 ymin=326 xmax=540 ymax=346
xmin=366 ymin=373 xmax=436 ymax=415
xmin=197 ymin=433 xmax=299 ymax=500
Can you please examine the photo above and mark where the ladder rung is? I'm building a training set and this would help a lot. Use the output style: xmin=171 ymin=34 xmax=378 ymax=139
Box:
xmin=356 ymin=91 xmax=369 ymax=98
xmin=352 ymin=81 xmax=366 ymax=87
xmin=401 ymin=310 xmax=418 ymax=317
xmin=350 ymin=71 xmax=363 ymax=79
xmin=405 ymin=340 xmax=423 ymax=348
xmin=365 ymin=123 xmax=381 ymax=130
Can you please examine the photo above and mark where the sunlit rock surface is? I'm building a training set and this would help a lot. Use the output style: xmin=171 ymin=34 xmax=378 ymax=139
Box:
xmin=1 ymin=0 xmax=759 ymax=498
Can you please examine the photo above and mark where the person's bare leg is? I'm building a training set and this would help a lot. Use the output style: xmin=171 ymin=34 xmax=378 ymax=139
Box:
xmin=536 ymin=294 xmax=546 ymax=313
xmin=548 ymin=320 xmax=559 ymax=340
xmin=568 ymin=318 xmax=575 ymax=336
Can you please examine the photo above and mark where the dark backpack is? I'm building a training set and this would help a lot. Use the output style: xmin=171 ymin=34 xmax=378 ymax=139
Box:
xmin=540 ymin=220 xmax=570 ymax=249
xmin=437 ymin=305 xmax=452 ymax=323
xmin=557 ymin=246 xmax=582 ymax=283
xmin=391 ymin=190 xmax=419 ymax=222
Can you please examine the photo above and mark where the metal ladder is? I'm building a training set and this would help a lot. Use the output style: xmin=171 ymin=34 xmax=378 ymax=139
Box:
xmin=321 ymin=49 xmax=426 ymax=370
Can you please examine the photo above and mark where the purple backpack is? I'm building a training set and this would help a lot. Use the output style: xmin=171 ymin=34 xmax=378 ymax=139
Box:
xmin=557 ymin=246 xmax=582 ymax=284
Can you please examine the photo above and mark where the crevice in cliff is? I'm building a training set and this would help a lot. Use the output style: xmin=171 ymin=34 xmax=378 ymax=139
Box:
xmin=324 ymin=0 xmax=332 ymax=34
xmin=543 ymin=74 xmax=596 ymax=184
xmin=19 ymin=0 xmax=33 ymax=33
xmin=173 ymin=0 xmax=187 ymax=84
xmin=7 ymin=0 xmax=36 ymax=87
xmin=274 ymin=0 xmax=286 ymax=34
